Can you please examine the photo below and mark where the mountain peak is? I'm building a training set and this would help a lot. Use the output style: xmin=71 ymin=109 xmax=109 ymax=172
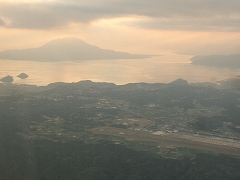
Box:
xmin=169 ymin=78 xmax=188 ymax=86
xmin=40 ymin=37 xmax=92 ymax=50
xmin=42 ymin=37 xmax=87 ymax=46
xmin=0 ymin=37 xmax=151 ymax=61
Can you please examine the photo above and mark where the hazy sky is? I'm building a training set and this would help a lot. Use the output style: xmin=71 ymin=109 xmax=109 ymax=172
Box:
xmin=0 ymin=0 xmax=240 ymax=56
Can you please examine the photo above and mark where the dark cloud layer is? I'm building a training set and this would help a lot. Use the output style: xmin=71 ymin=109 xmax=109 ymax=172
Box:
xmin=0 ymin=0 xmax=240 ymax=31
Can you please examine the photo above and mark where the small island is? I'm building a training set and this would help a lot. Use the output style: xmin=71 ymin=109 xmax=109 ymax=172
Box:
xmin=17 ymin=73 xmax=29 ymax=79
xmin=0 ymin=75 xmax=14 ymax=83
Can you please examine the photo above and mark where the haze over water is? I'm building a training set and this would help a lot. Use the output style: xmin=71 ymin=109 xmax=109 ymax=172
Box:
xmin=1 ymin=1 xmax=240 ymax=86
xmin=1 ymin=54 xmax=239 ymax=86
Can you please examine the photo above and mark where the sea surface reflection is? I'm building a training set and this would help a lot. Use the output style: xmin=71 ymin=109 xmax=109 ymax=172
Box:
xmin=0 ymin=56 xmax=239 ymax=86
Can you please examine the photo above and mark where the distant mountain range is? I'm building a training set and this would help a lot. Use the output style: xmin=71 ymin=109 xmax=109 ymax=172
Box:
xmin=0 ymin=37 xmax=152 ymax=61
xmin=191 ymin=54 xmax=240 ymax=68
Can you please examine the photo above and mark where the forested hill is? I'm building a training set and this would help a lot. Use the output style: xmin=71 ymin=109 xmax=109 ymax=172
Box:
xmin=1 ymin=79 xmax=240 ymax=179
xmin=191 ymin=54 xmax=240 ymax=68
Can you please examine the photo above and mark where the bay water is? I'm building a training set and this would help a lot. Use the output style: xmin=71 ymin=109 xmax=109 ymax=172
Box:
xmin=0 ymin=56 xmax=239 ymax=86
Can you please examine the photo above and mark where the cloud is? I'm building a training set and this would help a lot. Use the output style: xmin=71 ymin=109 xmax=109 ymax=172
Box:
xmin=0 ymin=0 xmax=240 ymax=31
xmin=0 ymin=18 xmax=5 ymax=26
xmin=0 ymin=17 xmax=6 ymax=26
xmin=130 ymin=16 xmax=240 ymax=31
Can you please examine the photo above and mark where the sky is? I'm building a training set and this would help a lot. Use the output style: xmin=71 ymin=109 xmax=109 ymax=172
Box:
xmin=0 ymin=0 xmax=240 ymax=57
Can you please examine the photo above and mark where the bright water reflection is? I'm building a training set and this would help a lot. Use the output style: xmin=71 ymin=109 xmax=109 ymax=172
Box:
xmin=0 ymin=56 xmax=239 ymax=86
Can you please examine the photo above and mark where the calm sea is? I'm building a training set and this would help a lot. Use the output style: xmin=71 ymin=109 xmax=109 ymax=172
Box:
xmin=0 ymin=56 xmax=239 ymax=86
